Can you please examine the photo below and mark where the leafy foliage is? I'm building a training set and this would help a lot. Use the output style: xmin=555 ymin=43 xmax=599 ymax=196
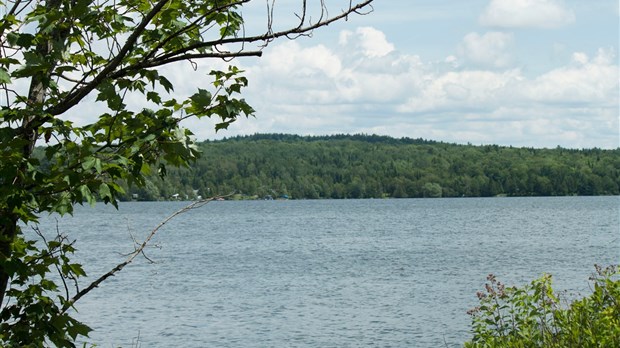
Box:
xmin=0 ymin=0 xmax=375 ymax=345
xmin=117 ymin=134 xmax=620 ymax=200
xmin=0 ymin=229 xmax=90 ymax=347
xmin=465 ymin=265 xmax=620 ymax=347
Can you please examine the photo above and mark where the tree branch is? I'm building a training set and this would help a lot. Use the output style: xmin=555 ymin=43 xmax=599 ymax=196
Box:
xmin=61 ymin=194 xmax=232 ymax=313
xmin=46 ymin=0 xmax=374 ymax=117
xmin=141 ymin=0 xmax=251 ymax=62
xmin=111 ymin=50 xmax=262 ymax=79
xmin=156 ymin=0 xmax=374 ymax=62
xmin=46 ymin=0 xmax=173 ymax=116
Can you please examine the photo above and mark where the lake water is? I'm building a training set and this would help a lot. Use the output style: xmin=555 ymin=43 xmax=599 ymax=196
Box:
xmin=33 ymin=196 xmax=618 ymax=347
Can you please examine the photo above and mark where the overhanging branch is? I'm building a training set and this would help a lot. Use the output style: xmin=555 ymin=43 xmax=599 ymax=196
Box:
xmin=61 ymin=195 xmax=232 ymax=313
xmin=46 ymin=0 xmax=173 ymax=116
xmin=156 ymin=0 xmax=374 ymax=62
xmin=111 ymin=50 xmax=263 ymax=79
xmin=44 ymin=0 xmax=374 ymax=118
xmin=142 ymin=0 xmax=251 ymax=62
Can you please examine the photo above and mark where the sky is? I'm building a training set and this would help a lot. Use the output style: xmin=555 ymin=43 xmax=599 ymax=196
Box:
xmin=147 ymin=1 xmax=619 ymax=148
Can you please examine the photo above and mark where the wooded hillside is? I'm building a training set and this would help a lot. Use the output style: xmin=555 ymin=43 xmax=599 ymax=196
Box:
xmin=118 ymin=134 xmax=620 ymax=200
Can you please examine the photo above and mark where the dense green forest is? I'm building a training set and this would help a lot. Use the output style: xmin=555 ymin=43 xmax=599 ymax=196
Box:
xmin=116 ymin=134 xmax=619 ymax=200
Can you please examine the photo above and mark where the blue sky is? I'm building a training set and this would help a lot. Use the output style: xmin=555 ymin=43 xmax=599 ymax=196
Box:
xmin=179 ymin=0 xmax=619 ymax=148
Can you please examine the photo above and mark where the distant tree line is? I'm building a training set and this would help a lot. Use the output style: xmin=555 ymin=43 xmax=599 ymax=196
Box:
xmin=115 ymin=134 xmax=619 ymax=200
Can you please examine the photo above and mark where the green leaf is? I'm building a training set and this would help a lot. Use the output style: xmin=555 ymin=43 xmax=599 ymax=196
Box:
xmin=6 ymin=32 xmax=35 ymax=47
xmin=71 ymin=0 xmax=92 ymax=16
xmin=107 ymin=181 xmax=125 ymax=195
xmin=81 ymin=157 xmax=96 ymax=171
xmin=147 ymin=91 xmax=162 ymax=104
xmin=98 ymin=183 xmax=112 ymax=200
xmin=68 ymin=263 xmax=86 ymax=277
xmin=159 ymin=75 xmax=174 ymax=92
xmin=53 ymin=192 xmax=74 ymax=216
xmin=0 ymin=67 xmax=11 ymax=83
xmin=55 ymin=65 xmax=78 ymax=74
xmin=79 ymin=185 xmax=96 ymax=206
xmin=190 ymin=88 xmax=212 ymax=110
xmin=215 ymin=120 xmax=233 ymax=131
xmin=67 ymin=319 xmax=92 ymax=339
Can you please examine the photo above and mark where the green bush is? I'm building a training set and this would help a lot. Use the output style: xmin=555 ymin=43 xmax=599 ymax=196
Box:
xmin=465 ymin=265 xmax=620 ymax=347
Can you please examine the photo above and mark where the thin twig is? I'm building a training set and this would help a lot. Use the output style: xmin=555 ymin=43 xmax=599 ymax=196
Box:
xmin=61 ymin=193 xmax=233 ymax=313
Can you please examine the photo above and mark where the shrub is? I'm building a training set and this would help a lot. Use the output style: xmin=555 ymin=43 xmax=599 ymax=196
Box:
xmin=464 ymin=265 xmax=620 ymax=347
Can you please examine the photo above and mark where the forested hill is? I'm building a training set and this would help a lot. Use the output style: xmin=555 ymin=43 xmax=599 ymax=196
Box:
xmin=121 ymin=134 xmax=620 ymax=200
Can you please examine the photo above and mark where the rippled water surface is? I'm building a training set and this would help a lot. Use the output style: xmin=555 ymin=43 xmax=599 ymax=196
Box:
xmin=35 ymin=197 xmax=618 ymax=347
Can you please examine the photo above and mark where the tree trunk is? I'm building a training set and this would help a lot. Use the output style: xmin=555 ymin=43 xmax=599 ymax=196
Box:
xmin=0 ymin=0 xmax=67 ymax=306
xmin=0 ymin=218 xmax=18 ymax=306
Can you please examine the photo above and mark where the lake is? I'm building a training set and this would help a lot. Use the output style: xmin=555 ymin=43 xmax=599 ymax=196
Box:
xmin=32 ymin=196 xmax=618 ymax=347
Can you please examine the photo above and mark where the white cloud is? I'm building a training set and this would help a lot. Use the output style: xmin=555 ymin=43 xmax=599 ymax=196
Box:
xmin=398 ymin=69 xmax=522 ymax=113
xmin=521 ymin=48 xmax=619 ymax=105
xmin=258 ymin=41 xmax=342 ymax=79
xmin=480 ymin=0 xmax=576 ymax=28
xmin=340 ymin=27 xmax=395 ymax=58
xmin=572 ymin=52 xmax=589 ymax=65
xmin=182 ymin=27 xmax=617 ymax=149
xmin=457 ymin=32 xmax=515 ymax=68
